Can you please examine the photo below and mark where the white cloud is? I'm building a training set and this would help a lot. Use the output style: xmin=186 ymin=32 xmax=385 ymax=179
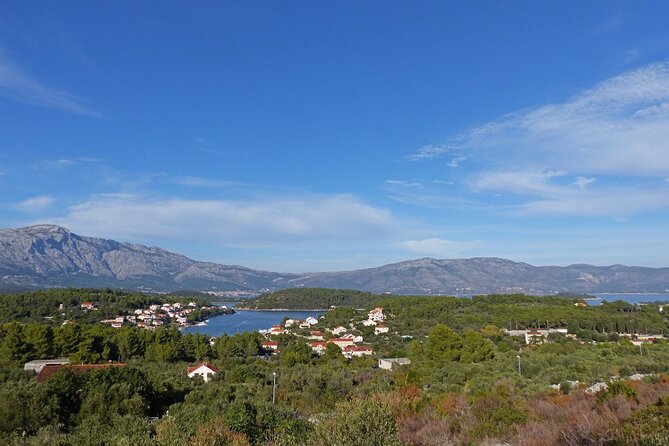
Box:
xmin=573 ymin=176 xmax=596 ymax=190
xmin=178 ymin=176 xmax=246 ymax=188
xmin=518 ymin=188 xmax=669 ymax=217
xmin=385 ymin=179 xmax=423 ymax=187
xmin=411 ymin=61 xmax=669 ymax=217
xmin=175 ymin=176 xmax=243 ymax=188
xmin=401 ymin=238 xmax=478 ymax=258
xmin=46 ymin=193 xmax=398 ymax=245
xmin=473 ymin=169 xmax=669 ymax=217
xmin=34 ymin=157 xmax=101 ymax=170
xmin=471 ymin=170 xmax=567 ymax=196
xmin=407 ymin=144 xmax=452 ymax=160
xmin=15 ymin=195 xmax=55 ymax=212
xmin=447 ymin=156 xmax=467 ymax=168
xmin=0 ymin=53 xmax=101 ymax=117
xmin=414 ymin=61 xmax=669 ymax=176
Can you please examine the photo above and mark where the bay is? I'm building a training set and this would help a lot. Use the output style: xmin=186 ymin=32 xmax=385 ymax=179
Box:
xmin=181 ymin=303 xmax=324 ymax=336
xmin=588 ymin=293 xmax=669 ymax=305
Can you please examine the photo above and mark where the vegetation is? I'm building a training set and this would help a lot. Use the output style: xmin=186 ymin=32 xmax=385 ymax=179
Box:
xmin=240 ymin=288 xmax=383 ymax=309
xmin=1 ymin=288 xmax=669 ymax=445
xmin=0 ymin=288 xmax=225 ymax=326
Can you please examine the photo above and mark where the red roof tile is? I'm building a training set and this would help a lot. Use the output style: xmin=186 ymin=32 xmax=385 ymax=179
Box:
xmin=36 ymin=363 xmax=126 ymax=382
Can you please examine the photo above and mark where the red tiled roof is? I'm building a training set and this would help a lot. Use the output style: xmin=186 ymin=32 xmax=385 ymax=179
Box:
xmin=36 ymin=363 xmax=126 ymax=382
xmin=262 ymin=341 xmax=279 ymax=346
xmin=343 ymin=345 xmax=373 ymax=352
xmin=187 ymin=362 xmax=220 ymax=374
xmin=311 ymin=341 xmax=327 ymax=347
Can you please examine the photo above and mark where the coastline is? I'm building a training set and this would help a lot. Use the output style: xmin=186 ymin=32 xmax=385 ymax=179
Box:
xmin=234 ymin=308 xmax=329 ymax=312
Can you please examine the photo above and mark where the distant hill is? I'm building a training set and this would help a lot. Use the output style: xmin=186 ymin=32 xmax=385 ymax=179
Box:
xmin=0 ymin=225 xmax=297 ymax=292
xmin=1 ymin=225 xmax=669 ymax=295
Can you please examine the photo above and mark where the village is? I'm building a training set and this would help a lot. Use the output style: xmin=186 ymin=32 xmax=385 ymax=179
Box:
xmin=79 ymin=300 xmax=228 ymax=330
xmin=23 ymin=295 xmax=669 ymax=398
xmin=256 ymin=306 xmax=399 ymax=361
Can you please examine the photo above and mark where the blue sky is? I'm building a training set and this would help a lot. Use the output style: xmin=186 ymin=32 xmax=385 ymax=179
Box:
xmin=1 ymin=1 xmax=669 ymax=272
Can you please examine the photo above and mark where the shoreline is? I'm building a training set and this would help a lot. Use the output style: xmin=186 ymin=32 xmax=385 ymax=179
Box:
xmin=234 ymin=308 xmax=328 ymax=312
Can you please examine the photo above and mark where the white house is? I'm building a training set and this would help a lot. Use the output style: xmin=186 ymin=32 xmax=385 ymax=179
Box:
xmin=361 ymin=319 xmax=377 ymax=327
xmin=331 ymin=326 xmax=347 ymax=335
xmin=374 ymin=324 xmax=389 ymax=335
xmin=340 ymin=333 xmax=364 ymax=343
xmin=308 ymin=331 xmax=326 ymax=340
xmin=310 ymin=341 xmax=328 ymax=355
xmin=328 ymin=338 xmax=355 ymax=349
xmin=262 ymin=341 xmax=279 ymax=351
xmin=305 ymin=316 xmax=319 ymax=326
xmin=284 ymin=319 xmax=301 ymax=328
xmin=368 ymin=307 xmax=385 ymax=322
xmin=187 ymin=362 xmax=219 ymax=383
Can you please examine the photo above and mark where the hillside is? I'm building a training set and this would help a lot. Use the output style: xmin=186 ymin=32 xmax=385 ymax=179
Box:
xmin=1 ymin=225 xmax=669 ymax=294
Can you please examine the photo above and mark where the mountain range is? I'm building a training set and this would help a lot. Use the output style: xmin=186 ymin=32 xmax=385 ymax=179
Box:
xmin=1 ymin=225 xmax=668 ymax=295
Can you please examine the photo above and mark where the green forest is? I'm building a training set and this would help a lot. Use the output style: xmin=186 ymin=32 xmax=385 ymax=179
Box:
xmin=0 ymin=288 xmax=669 ymax=445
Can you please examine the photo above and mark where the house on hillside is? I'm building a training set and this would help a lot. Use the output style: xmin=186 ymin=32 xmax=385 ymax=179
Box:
xmin=374 ymin=324 xmax=389 ymax=335
xmin=305 ymin=316 xmax=319 ymax=326
xmin=342 ymin=345 xmax=374 ymax=358
xmin=284 ymin=319 xmax=301 ymax=328
xmin=187 ymin=362 xmax=219 ymax=383
xmin=310 ymin=341 xmax=328 ymax=355
xmin=81 ymin=302 xmax=97 ymax=311
xmin=328 ymin=338 xmax=355 ymax=349
xmin=268 ymin=325 xmax=286 ymax=335
xmin=331 ymin=326 xmax=347 ymax=335
xmin=340 ymin=333 xmax=364 ymax=343
xmin=308 ymin=331 xmax=326 ymax=340
xmin=262 ymin=341 xmax=279 ymax=352
xmin=368 ymin=307 xmax=385 ymax=322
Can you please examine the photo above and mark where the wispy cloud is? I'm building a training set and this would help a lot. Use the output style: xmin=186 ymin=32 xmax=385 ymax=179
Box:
xmin=385 ymin=179 xmax=423 ymax=188
xmin=46 ymin=193 xmax=398 ymax=246
xmin=15 ymin=195 xmax=55 ymax=212
xmin=473 ymin=169 xmax=669 ymax=217
xmin=401 ymin=238 xmax=478 ymax=258
xmin=407 ymin=144 xmax=452 ymax=161
xmin=175 ymin=176 xmax=243 ymax=188
xmin=0 ymin=53 xmax=102 ymax=117
xmin=412 ymin=61 xmax=669 ymax=217
xmin=414 ymin=61 xmax=669 ymax=176
xmin=447 ymin=156 xmax=467 ymax=168
xmin=34 ymin=157 xmax=102 ymax=170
